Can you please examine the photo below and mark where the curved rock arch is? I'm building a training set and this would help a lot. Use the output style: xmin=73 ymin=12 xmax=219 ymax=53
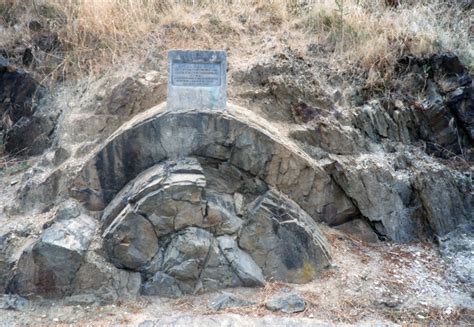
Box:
xmin=71 ymin=103 xmax=357 ymax=223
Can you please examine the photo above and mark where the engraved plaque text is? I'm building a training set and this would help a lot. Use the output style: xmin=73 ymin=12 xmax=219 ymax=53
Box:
xmin=172 ymin=63 xmax=221 ymax=87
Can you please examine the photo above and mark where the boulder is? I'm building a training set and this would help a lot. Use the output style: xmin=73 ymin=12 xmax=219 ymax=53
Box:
xmin=217 ymin=235 xmax=265 ymax=287
xmin=71 ymin=251 xmax=141 ymax=304
xmin=9 ymin=214 xmax=97 ymax=297
xmin=141 ymin=272 xmax=183 ymax=298
xmin=239 ymin=190 xmax=331 ymax=283
xmin=265 ymin=294 xmax=306 ymax=313
xmin=103 ymin=207 xmax=159 ymax=270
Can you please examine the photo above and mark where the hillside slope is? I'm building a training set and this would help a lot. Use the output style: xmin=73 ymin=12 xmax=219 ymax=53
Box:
xmin=0 ymin=1 xmax=473 ymax=325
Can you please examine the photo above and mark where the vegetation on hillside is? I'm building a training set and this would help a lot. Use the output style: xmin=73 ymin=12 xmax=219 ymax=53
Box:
xmin=0 ymin=0 xmax=472 ymax=84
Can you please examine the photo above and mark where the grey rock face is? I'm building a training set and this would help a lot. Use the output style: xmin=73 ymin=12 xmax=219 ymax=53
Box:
xmin=103 ymin=207 xmax=159 ymax=270
xmin=60 ymin=106 xmax=359 ymax=297
xmin=329 ymin=160 xmax=414 ymax=242
xmin=240 ymin=190 xmax=331 ymax=283
xmin=0 ymin=232 xmax=20 ymax=293
xmin=0 ymin=294 xmax=28 ymax=311
xmin=10 ymin=214 xmax=97 ymax=297
xmin=101 ymin=157 xmax=207 ymax=230
xmin=0 ymin=238 xmax=9 ymax=293
xmin=0 ymin=63 xmax=55 ymax=155
xmin=231 ymin=51 xmax=333 ymax=122
xmin=265 ymin=294 xmax=307 ymax=313
xmin=5 ymin=105 xmax=58 ymax=156
xmin=393 ymin=53 xmax=473 ymax=160
xmin=11 ymin=96 xmax=471 ymax=302
xmin=421 ymin=81 xmax=463 ymax=156
xmin=413 ymin=168 xmax=471 ymax=236
xmin=0 ymin=57 xmax=64 ymax=156
xmin=327 ymin=154 xmax=472 ymax=243
xmin=71 ymin=251 xmax=141 ymax=304
xmin=198 ymin=237 xmax=242 ymax=291
xmin=71 ymin=109 xmax=357 ymax=226
xmin=104 ymin=71 xmax=166 ymax=117
xmin=207 ymin=193 xmax=243 ymax=235
xmin=141 ymin=272 xmax=183 ymax=298
xmin=161 ymin=227 xmax=212 ymax=293
xmin=447 ymin=86 xmax=473 ymax=142
xmin=439 ymin=224 xmax=474 ymax=285
xmin=334 ymin=219 xmax=380 ymax=243
xmin=217 ymin=235 xmax=265 ymax=286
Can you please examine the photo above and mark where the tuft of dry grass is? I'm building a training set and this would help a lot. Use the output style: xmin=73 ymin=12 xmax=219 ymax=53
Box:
xmin=0 ymin=0 xmax=471 ymax=84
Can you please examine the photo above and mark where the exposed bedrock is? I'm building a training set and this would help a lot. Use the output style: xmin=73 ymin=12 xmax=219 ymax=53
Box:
xmin=6 ymin=201 xmax=141 ymax=301
xmin=101 ymin=157 xmax=331 ymax=297
xmin=8 ymin=212 xmax=98 ymax=297
xmin=7 ymin=152 xmax=333 ymax=299
xmin=8 ymin=103 xmax=471 ymax=301
xmin=70 ymin=109 xmax=358 ymax=227
xmin=0 ymin=57 xmax=58 ymax=155
xmin=326 ymin=155 xmax=471 ymax=242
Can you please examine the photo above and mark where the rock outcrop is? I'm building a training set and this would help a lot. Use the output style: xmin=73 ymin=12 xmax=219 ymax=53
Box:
xmin=70 ymin=107 xmax=358 ymax=226
xmin=101 ymin=157 xmax=330 ymax=297
xmin=9 ymin=213 xmax=97 ymax=296
xmin=394 ymin=53 xmax=473 ymax=160
xmin=6 ymin=106 xmax=342 ymax=300
xmin=0 ymin=57 xmax=57 ymax=155
xmin=1 ymin=52 xmax=471 ymax=304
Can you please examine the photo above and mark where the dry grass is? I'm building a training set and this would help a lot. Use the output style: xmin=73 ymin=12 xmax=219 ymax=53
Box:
xmin=0 ymin=0 xmax=471 ymax=85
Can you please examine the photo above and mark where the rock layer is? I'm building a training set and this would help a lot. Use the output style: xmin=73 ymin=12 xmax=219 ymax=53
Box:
xmin=71 ymin=109 xmax=356 ymax=223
